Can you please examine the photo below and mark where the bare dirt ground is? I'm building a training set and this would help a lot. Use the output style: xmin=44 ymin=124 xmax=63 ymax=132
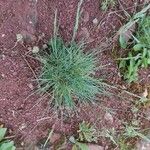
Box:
xmin=0 ymin=0 xmax=150 ymax=149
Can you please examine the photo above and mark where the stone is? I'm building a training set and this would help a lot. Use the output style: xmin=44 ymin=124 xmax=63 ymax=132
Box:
xmin=32 ymin=46 xmax=39 ymax=53
xmin=16 ymin=34 xmax=23 ymax=41
xmin=92 ymin=18 xmax=98 ymax=25
xmin=42 ymin=44 xmax=48 ymax=50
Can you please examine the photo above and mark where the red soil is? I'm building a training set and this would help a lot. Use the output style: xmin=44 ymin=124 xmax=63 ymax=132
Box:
xmin=0 ymin=0 xmax=149 ymax=149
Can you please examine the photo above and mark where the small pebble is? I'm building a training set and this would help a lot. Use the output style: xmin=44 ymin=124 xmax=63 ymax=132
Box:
xmin=32 ymin=46 xmax=39 ymax=53
xmin=1 ymin=73 xmax=5 ymax=78
xmin=16 ymin=34 xmax=23 ymax=42
xmin=1 ymin=34 xmax=5 ymax=37
xmin=42 ymin=44 xmax=48 ymax=50
xmin=93 ymin=18 xmax=98 ymax=25
xmin=21 ymin=142 xmax=24 ymax=146
xmin=1 ymin=54 xmax=6 ymax=60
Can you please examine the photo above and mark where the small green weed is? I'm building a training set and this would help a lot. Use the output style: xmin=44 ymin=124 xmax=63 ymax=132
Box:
xmin=100 ymin=0 xmax=116 ymax=11
xmin=123 ymin=125 xmax=150 ymax=142
xmin=100 ymin=128 xmax=117 ymax=145
xmin=118 ymin=4 xmax=150 ymax=83
xmin=118 ymin=138 xmax=132 ymax=150
xmin=77 ymin=121 xmax=98 ymax=143
xmin=0 ymin=127 xmax=16 ymax=150
xmin=118 ymin=52 xmax=141 ymax=82
xmin=99 ymin=124 xmax=150 ymax=149
xmin=70 ymin=121 xmax=97 ymax=150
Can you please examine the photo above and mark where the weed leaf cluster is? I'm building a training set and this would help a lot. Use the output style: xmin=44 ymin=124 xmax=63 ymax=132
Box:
xmin=118 ymin=5 xmax=150 ymax=82
xmin=0 ymin=128 xmax=16 ymax=150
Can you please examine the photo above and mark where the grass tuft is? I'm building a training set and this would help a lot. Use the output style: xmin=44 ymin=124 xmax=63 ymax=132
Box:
xmin=37 ymin=37 xmax=103 ymax=108
xmin=34 ymin=0 xmax=106 ymax=109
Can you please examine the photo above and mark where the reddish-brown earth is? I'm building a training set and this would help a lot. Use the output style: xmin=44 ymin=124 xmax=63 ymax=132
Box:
xmin=0 ymin=0 xmax=150 ymax=149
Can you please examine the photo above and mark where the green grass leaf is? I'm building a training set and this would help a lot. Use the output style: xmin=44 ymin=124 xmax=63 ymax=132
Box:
xmin=133 ymin=44 xmax=143 ymax=51
xmin=0 ymin=128 xmax=7 ymax=141
xmin=119 ymin=34 xmax=127 ymax=49
xmin=0 ymin=141 xmax=15 ymax=150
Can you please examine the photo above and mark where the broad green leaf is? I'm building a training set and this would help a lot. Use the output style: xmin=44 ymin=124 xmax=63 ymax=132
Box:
xmin=133 ymin=44 xmax=143 ymax=51
xmin=148 ymin=51 xmax=150 ymax=58
xmin=119 ymin=34 xmax=127 ymax=49
xmin=137 ymin=59 xmax=142 ymax=66
xmin=0 ymin=128 xmax=7 ymax=141
xmin=119 ymin=60 xmax=126 ymax=69
xmin=0 ymin=141 xmax=15 ymax=150
xmin=128 ymin=59 xmax=134 ymax=76
xmin=142 ymin=48 xmax=147 ymax=57
xmin=148 ymin=58 xmax=150 ymax=64
xmin=142 ymin=58 xmax=148 ymax=68
xmin=11 ymin=146 xmax=16 ymax=150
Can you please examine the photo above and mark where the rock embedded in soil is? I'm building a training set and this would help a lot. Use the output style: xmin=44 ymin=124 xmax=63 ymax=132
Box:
xmin=32 ymin=46 xmax=39 ymax=53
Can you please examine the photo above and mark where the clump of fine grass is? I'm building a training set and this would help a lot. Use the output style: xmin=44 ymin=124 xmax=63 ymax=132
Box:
xmin=36 ymin=0 xmax=104 ymax=109
xmin=37 ymin=37 xmax=101 ymax=108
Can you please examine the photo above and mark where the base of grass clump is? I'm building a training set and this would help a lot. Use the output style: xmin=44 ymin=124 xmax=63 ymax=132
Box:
xmin=36 ymin=36 xmax=104 ymax=109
